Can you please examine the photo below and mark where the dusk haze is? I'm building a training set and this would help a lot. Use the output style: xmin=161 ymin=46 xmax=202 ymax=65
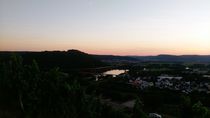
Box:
xmin=0 ymin=0 xmax=210 ymax=55
xmin=1 ymin=1 xmax=210 ymax=118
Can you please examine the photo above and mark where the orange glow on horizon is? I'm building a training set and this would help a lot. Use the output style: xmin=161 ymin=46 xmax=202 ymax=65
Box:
xmin=1 ymin=0 xmax=210 ymax=56
xmin=0 ymin=35 xmax=210 ymax=56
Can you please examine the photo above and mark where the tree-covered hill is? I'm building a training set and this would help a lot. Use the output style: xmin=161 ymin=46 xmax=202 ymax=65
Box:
xmin=0 ymin=55 xmax=148 ymax=118
xmin=0 ymin=50 xmax=106 ymax=71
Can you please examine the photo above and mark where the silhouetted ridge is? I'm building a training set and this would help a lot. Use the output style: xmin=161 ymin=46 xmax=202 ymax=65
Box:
xmin=132 ymin=55 xmax=210 ymax=62
xmin=0 ymin=50 xmax=106 ymax=70
xmin=67 ymin=49 xmax=87 ymax=54
xmin=93 ymin=55 xmax=139 ymax=62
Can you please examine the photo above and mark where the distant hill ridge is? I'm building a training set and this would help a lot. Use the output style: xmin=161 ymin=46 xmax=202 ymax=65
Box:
xmin=0 ymin=50 xmax=210 ymax=64
xmin=132 ymin=54 xmax=210 ymax=62
xmin=93 ymin=55 xmax=139 ymax=62
xmin=0 ymin=50 xmax=106 ymax=70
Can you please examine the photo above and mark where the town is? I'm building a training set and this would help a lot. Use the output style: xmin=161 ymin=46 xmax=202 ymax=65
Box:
xmin=93 ymin=62 xmax=210 ymax=118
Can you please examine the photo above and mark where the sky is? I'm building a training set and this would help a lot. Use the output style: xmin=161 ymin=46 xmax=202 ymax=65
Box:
xmin=0 ymin=0 xmax=210 ymax=55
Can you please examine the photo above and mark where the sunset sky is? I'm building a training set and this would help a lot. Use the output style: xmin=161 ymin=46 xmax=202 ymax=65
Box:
xmin=0 ymin=0 xmax=210 ymax=55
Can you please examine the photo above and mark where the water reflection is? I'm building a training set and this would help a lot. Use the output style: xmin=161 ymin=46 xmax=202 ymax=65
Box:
xmin=103 ymin=69 xmax=127 ymax=77
xmin=95 ymin=69 xmax=128 ymax=81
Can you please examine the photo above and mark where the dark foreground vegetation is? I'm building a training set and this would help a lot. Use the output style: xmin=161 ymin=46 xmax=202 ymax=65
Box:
xmin=1 ymin=51 xmax=210 ymax=118
xmin=0 ymin=55 xmax=147 ymax=118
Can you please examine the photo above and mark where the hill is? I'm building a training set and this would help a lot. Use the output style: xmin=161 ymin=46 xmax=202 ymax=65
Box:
xmin=93 ymin=54 xmax=210 ymax=63
xmin=132 ymin=54 xmax=210 ymax=62
xmin=93 ymin=55 xmax=139 ymax=62
xmin=0 ymin=50 xmax=106 ymax=70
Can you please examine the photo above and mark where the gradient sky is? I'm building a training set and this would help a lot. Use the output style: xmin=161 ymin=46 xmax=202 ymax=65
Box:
xmin=0 ymin=0 xmax=210 ymax=55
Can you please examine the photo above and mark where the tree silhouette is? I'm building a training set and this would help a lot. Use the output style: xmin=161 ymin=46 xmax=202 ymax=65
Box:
xmin=132 ymin=98 xmax=148 ymax=118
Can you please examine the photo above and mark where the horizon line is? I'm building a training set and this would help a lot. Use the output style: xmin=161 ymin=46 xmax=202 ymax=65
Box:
xmin=0 ymin=49 xmax=210 ymax=57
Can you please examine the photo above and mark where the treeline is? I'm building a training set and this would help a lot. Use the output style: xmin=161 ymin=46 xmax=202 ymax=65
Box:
xmin=0 ymin=50 xmax=106 ymax=71
xmin=0 ymin=55 xmax=147 ymax=118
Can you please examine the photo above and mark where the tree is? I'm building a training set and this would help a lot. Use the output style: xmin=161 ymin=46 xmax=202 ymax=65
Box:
xmin=0 ymin=55 xmax=131 ymax=118
xmin=180 ymin=95 xmax=192 ymax=118
xmin=132 ymin=98 xmax=148 ymax=118
xmin=192 ymin=101 xmax=210 ymax=118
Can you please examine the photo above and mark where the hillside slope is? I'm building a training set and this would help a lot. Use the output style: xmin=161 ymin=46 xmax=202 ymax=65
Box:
xmin=0 ymin=50 xmax=106 ymax=70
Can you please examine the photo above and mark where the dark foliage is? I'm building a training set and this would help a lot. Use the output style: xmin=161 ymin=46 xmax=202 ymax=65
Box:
xmin=0 ymin=50 xmax=106 ymax=71
xmin=0 ymin=55 xmax=131 ymax=118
